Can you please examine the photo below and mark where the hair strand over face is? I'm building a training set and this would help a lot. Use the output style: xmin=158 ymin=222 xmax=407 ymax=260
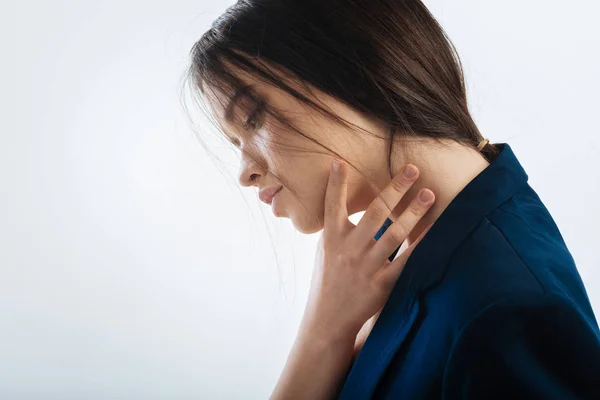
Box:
xmin=183 ymin=0 xmax=498 ymax=177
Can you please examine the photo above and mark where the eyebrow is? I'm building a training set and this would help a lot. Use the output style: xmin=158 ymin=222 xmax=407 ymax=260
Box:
xmin=224 ymin=84 xmax=256 ymax=124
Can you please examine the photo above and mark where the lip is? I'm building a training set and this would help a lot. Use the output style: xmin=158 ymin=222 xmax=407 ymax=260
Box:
xmin=259 ymin=186 xmax=283 ymax=205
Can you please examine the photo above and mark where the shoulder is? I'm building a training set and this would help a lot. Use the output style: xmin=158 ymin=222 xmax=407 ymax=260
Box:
xmin=442 ymin=292 xmax=600 ymax=399
xmin=423 ymin=185 xmax=598 ymax=349
xmin=484 ymin=185 xmax=581 ymax=296
xmin=433 ymin=184 xmax=593 ymax=322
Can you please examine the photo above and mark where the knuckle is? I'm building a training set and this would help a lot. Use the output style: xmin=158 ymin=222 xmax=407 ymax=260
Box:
xmin=338 ymin=251 xmax=358 ymax=266
xmin=375 ymin=195 xmax=394 ymax=213
xmin=407 ymin=203 xmax=424 ymax=219
xmin=390 ymin=220 xmax=410 ymax=241
xmin=363 ymin=252 xmax=378 ymax=269
xmin=390 ymin=177 xmax=410 ymax=193
xmin=325 ymin=201 xmax=339 ymax=216
xmin=367 ymin=203 xmax=386 ymax=222
xmin=376 ymin=271 xmax=395 ymax=292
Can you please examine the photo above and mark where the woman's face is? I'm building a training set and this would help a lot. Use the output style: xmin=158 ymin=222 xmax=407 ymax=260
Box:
xmin=205 ymin=64 xmax=393 ymax=234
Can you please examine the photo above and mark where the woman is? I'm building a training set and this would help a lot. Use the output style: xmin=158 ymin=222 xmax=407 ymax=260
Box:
xmin=183 ymin=0 xmax=600 ymax=398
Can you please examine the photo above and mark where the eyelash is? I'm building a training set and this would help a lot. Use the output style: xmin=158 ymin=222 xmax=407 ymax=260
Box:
xmin=244 ymin=105 xmax=264 ymax=131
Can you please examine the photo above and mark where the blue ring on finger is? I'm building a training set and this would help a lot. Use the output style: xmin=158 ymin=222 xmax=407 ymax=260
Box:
xmin=374 ymin=217 xmax=402 ymax=262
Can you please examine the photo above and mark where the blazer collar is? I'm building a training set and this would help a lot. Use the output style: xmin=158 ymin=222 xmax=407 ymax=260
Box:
xmin=337 ymin=143 xmax=529 ymax=399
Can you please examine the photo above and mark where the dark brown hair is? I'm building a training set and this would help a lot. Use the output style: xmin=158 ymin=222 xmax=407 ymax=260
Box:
xmin=181 ymin=0 xmax=499 ymax=216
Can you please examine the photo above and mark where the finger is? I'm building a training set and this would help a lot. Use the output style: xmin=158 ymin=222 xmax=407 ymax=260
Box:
xmin=369 ymin=188 xmax=435 ymax=266
xmin=324 ymin=159 xmax=349 ymax=231
xmin=352 ymin=164 xmax=419 ymax=248
xmin=376 ymin=221 xmax=435 ymax=290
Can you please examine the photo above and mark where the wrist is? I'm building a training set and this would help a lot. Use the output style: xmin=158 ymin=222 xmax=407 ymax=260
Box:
xmin=298 ymin=314 xmax=360 ymax=347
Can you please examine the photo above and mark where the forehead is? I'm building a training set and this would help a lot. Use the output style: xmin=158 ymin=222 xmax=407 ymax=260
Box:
xmin=201 ymin=54 xmax=345 ymax=142
xmin=202 ymin=66 xmax=262 ymax=132
xmin=203 ymin=55 xmax=308 ymax=121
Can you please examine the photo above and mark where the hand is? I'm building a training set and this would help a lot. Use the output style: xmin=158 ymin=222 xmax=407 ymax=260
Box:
xmin=300 ymin=159 xmax=435 ymax=343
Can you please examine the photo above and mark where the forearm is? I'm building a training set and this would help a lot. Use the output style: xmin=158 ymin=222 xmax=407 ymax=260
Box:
xmin=270 ymin=320 xmax=356 ymax=400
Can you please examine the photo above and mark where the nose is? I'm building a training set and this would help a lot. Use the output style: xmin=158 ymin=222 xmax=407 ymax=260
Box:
xmin=238 ymin=155 xmax=266 ymax=188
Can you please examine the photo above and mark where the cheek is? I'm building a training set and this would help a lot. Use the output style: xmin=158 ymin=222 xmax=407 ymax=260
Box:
xmin=271 ymin=163 xmax=326 ymax=215
xmin=257 ymin=121 xmax=341 ymax=213
xmin=293 ymin=162 xmax=331 ymax=213
xmin=260 ymin=113 xmax=315 ymax=153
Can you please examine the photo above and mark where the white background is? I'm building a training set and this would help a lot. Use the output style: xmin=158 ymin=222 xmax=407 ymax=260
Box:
xmin=2 ymin=0 xmax=599 ymax=398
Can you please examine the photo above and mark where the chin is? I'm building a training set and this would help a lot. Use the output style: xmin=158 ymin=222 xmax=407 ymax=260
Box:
xmin=289 ymin=214 xmax=324 ymax=235
xmin=293 ymin=223 xmax=320 ymax=235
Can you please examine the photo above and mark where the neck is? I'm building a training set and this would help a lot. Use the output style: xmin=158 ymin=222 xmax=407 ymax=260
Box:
xmin=386 ymin=139 xmax=491 ymax=248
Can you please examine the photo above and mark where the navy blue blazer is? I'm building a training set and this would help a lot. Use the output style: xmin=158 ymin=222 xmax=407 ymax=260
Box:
xmin=337 ymin=143 xmax=600 ymax=399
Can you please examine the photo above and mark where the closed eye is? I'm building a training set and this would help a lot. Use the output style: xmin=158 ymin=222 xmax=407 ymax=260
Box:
xmin=244 ymin=102 xmax=265 ymax=131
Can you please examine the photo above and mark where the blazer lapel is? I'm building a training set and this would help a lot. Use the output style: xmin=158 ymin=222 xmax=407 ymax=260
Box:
xmin=337 ymin=297 xmax=421 ymax=399
xmin=337 ymin=143 xmax=529 ymax=399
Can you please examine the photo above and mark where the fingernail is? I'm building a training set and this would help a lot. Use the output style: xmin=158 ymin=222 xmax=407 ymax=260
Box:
xmin=403 ymin=164 xmax=417 ymax=179
xmin=419 ymin=189 xmax=432 ymax=203
xmin=332 ymin=160 xmax=340 ymax=173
